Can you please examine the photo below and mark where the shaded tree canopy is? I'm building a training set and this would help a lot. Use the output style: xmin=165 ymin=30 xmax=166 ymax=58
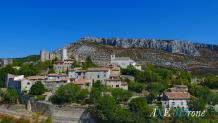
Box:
xmin=30 ymin=81 xmax=46 ymax=95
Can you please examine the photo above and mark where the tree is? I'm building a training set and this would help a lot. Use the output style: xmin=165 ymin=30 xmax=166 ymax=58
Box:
xmin=128 ymin=80 xmax=144 ymax=93
xmin=92 ymin=96 xmax=131 ymax=123
xmin=45 ymin=117 xmax=52 ymax=123
xmin=188 ymin=85 xmax=218 ymax=105
xmin=121 ymin=64 xmax=139 ymax=77
xmin=94 ymin=96 xmax=117 ymax=121
xmin=83 ymin=56 xmax=97 ymax=69
xmin=175 ymin=71 xmax=192 ymax=85
xmin=1 ymin=65 xmax=17 ymax=75
xmin=48 ymin=68 xmax=55 ymax=74
xmin=4 ymin=89 xmax=18 ymax=104
xmin=128 ymin=97 xmax=152 ymax=117
xmin=189 ymin=97 xmax=206 ymax=111
xmin=129 ymin=97 xmax=146 ymax=112
xmin=77 ymin=89 xmax=89 ymax=101
xmin=155 ymin=67 xmax=173 ymax=80
xmin=90 ymin=81 xmax=105 ymax=102
xmin=18 ymin=64 xmax=39 ymax=76
xmin=135 ymin=71 xmax=147 ymax=82
xmin=147 ymin=83 xmax=166 ymax=102
xmin=0 ymin=72 xmax=6 ymax=87
xmin=50 ymin=83 xmax=87 ymax=104
xmin=204 ymin=75 xmax=218 ymax=89
xmin=72 ymin=60 xmax=81 ymax=68
xmin=90 ymin=87 xmax=102 ymax=103
xmin=111 ymin=88 xmax=132 ymax=103
xmin=30 ymin=81 xmax=46 ymax=95
xmin=144 ymin=68 xmax=161 ymax=82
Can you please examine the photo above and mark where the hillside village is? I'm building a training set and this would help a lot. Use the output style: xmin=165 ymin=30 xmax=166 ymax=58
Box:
xmin=0 ymin=42 xmax=218 ymax=123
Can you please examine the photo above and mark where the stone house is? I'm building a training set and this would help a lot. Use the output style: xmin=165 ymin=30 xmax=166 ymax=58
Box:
xmin=26 ymin=76 xmax=46 ymax=83
xmin=110 ymin=55 xmax=141 ymax=70
xmin=100 ymin=63 xmax=121 ymax=78
xmin=72 ymin=79 xmax=93 ymax=90
xmin=45 ymin=74 xmax=70 ymax=91
xmin=53 ymin=59 xmax=73 ymax=73
xmin=86 ymin=68 xmax=111 ymax=82
xmin=6 ymin=74 xmax=33 ymax=94
xmin=47 ymin=74 xmax=68 ymax=81
xmin=68 ymin=67 xmax=111 ymax=83
xmin=161 ymin=85 xmax=190 ymax=109
xmin=105 ymin=78 xmax=128 ymax=90
xmin=69 ymin=68 xmax=86 ymax=80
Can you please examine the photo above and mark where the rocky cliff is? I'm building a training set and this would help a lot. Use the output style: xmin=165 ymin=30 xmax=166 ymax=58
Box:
xmin=81 ymin=37 xmax=218 ymax=56
xmin=81 ymin=37 xmax=202 ymax=56
xmin=64 ymin=37 xmax=218 ymax=75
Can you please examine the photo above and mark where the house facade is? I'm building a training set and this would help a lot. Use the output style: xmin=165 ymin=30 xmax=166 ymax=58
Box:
xmin=110 ymin=55 xmax=141 ymax=70
xmin=68 ymin=66 xmax=129 ymax=90
xmin=68 ymin=67 xmax=111 ymax=83
xmin=100 ymin=63 xmax=121 ymax=78
xmin=161 ymin=85 xmax=190 ymax=109
xmin=45 ymin=74 xmax=69 ymax=92
xmin=105 ymin=78 xmax=128 ymax=90
xmin=6 ymin=74 xmax=33 ymax=94
xmin=86 ymin=68 xmax=110 ymax=82
xmin=53 ymin=60 xmax=73 ymax=73
xmin=72 ymin=79 xmax=93 ymax=90
xmin=26 ymin=76 xmax=46 ymax=83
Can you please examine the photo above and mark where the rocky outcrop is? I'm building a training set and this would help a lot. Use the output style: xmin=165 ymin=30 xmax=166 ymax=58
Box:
xmin=81 ymin=37 xmax=201 ymax=56
xmin=195 ymin=43 xmax=218 ymax=51
xmin=58 ymin=37 xmax=218 ymax=75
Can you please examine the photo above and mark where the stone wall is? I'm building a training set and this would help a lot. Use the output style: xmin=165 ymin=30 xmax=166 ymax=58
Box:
xmin=30 ymin=101 xmax=54 ymax=116
xmin=20 ymin=94 xmax=95 ymax=123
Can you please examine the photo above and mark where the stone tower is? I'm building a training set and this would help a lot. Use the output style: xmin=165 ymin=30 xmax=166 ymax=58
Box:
xmin=62 ymin=48 xmax=68 ymax=61
xmin=40 ymin=50 xmax=50 ymax=62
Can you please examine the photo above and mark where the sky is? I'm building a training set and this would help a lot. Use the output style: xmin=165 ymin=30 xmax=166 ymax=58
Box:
xmin=0 ymin=0 xmax=218 ymax=58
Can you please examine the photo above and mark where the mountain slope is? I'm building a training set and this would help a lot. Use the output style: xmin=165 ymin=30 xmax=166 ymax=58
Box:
xmin=64 ymin=38 xmax=218 ymax=75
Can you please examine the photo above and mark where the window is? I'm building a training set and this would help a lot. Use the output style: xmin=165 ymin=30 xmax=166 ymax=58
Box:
xmin=97 ymin=75 xmax=100 ymax=78
xmin=116 ymin=85 xmax=119 ymax=87
xmin=172 ymin=102 xmax=175 ymax=105
xmin=85 ymin=83 xmax=90 ymax=86
xmin=181 ymin=101 xmax=183 ymax=105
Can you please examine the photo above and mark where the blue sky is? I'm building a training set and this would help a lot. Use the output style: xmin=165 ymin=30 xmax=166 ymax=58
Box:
xmin=0 ymin=0 xmax=218 ymax=58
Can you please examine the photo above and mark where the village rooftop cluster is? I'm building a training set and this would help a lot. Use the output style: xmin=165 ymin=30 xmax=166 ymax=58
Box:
xmin=3 ymin=49 xmax=193 ymax=110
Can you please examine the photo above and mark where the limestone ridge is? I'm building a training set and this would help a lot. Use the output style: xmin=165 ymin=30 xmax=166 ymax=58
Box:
xmin=54 ymin=37 xmax=218 ymax=75
xmin=80 ymin=37 xmax=217 ymax=56
xmin=194 ymin=43 xmax=218 ymax=52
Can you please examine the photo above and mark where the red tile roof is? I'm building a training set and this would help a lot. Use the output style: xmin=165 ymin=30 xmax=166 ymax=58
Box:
xmin=27 ymin=76 xmax=45 ymax=80
xmin=121 ymin=82 xmax=128 ymax=86
xmin=74 ymin=79 xmax=91 ymax=85
xmin=164 ymin=92 xmax=190 ymax=100
xmin=87 ymin=67 xmax=109 ymax=72
xmin=48 ymin=74 xmax=67 ymax=77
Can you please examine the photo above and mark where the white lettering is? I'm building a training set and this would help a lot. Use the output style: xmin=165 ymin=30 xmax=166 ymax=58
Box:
xmin=164 ymin=108 xmax=171 ymax=117
xmin=150 ymin=108 xmax=156 ymax=117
